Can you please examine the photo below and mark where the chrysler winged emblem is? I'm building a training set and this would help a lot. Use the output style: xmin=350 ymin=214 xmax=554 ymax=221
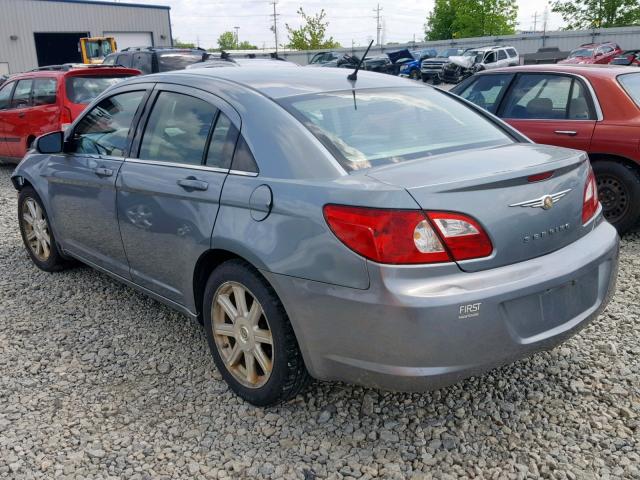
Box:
xmin=509 ymin=189 xmax=572 ymax=210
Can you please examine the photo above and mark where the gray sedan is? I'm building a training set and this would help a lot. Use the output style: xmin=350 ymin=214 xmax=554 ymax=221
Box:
xmin=11 ymin=68 xmax=619 ymax=406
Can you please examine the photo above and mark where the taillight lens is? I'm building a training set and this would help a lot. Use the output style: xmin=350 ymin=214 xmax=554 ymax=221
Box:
xmin=323 ymin=205 xmax=492 ymax=264
xmin=427 ymin=212 xmax=493 ymax=260
xmin=582 ymin=168 xmax=599 ymax=224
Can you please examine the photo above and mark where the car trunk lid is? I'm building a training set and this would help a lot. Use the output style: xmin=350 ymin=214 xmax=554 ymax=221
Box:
xmin=366 ymin=143 xmax=590 ymax=272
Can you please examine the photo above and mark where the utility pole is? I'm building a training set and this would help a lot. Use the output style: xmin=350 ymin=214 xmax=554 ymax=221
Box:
xmin=532 ymin=11 xmax=538 ymax=31
xmin=373 ymin=3 xmax=383 ymax=46
xmin=270 ymin=1 xmax=279 ymax=56
xmin=542 ymin=6 xmax=549 ymax=46
xmin=234 ymin=26 xmax=240 ymax=49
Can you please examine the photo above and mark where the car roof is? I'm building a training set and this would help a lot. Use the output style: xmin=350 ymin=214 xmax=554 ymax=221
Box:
xmin=7 ymin=66 xmax=140 ymax=80
xmin=160 ymin=66 xmax=413 ymax=98
xmin=485 ymin=63 xmax=637 ymax=78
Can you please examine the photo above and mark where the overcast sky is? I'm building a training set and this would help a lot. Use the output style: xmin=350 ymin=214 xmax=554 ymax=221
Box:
xmin=123 ymin=0 xmax=565 ymax=49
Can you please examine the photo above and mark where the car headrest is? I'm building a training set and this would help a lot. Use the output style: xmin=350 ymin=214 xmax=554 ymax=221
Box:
xmin=569 ymin=97 xmax=590 ymax=119
xmin=526 ymin=98 xmax=553 ymax=116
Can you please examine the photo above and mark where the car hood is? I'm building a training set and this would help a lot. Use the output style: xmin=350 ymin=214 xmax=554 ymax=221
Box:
xmin=448 ymin=55 xmax=475 ymax=68
xmin=387 ymin=49 xmax=414 ymax=64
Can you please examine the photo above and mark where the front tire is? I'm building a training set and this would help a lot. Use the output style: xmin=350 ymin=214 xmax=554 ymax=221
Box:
xmin=410 ymin=70 xmax=420 ymax=80
xmin=203 ymin=259 xmax=310 ymax=406
xmin=18 ymin=186 xmax=69 ymax=272
xmin=593 ymin=160 xmax=640 ymax=234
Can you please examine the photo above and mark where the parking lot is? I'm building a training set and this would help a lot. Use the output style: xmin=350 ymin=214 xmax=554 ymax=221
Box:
xmin=0 ymin=163 xmax=638 ymax=478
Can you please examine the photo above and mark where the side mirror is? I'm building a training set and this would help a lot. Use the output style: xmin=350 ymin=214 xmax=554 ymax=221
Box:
xmin=35 ymin=131 xmax=64 ymax=154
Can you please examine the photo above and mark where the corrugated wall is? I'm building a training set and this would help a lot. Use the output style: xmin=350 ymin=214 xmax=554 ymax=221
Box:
xmin=0 ymin=0 xmax=171 ymax=73
xmin=276 ymin=26 xmax=640 ymax=65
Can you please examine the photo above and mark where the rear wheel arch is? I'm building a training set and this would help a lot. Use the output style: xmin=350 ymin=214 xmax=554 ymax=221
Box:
xmin=589 ymin=154 xmax=640 ymax=233
xmin=193 ymin=249 xmax=270 ymax=322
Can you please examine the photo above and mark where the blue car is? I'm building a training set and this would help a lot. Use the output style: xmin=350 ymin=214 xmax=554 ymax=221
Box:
xmin=394 ymin=48 xmax=438 ymax=79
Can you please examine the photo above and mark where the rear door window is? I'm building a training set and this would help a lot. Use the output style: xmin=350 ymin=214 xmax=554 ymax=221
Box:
xmin=457 ymin=74 xmax=513 ymax=113
xmin=71 ymin=90 xmax=146 ymax=156
xmin=501 ymin=74 xmax=573 ymax=119
xmin=138 ymin=91 xmax=217 ymax=165
xmin=116 ymin=54 xmax=133 ymax=68
xmin=498 ymin=50 xmax=507 ymax=61
xmin=157 ymin=52 xmax=204 ymax=72
xmin=11 ymin=79 xmax=33 ymax=108
xmin=133 ymin=53 xmax=153 ymax=74
xmin=205 ymin=113 xmax=239 ymax=169
xmin=32 ymin=78 xmax=57 ymax=106
xmin=0 ymin=81 xmax=14 ymax=110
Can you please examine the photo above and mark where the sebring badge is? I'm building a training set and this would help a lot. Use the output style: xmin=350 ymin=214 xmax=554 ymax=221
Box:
xmin=509 ymin=189 xmax=572 ymax=209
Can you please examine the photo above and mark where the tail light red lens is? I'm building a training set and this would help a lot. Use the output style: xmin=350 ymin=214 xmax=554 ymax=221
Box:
xmin=582 ymin=168 xmax=599 ymax=224
xmin=427 ymin=212 xmax=493 ymax=260
xmin=323 ymin=205 xmax=493 ymax=265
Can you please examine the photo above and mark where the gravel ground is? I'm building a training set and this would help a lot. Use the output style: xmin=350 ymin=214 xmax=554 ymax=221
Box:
xmin=0 ymin=163 xmax=638 ymax=480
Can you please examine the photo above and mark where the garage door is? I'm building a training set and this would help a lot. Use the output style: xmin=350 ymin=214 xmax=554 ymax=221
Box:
xmin=104 ymin=32 xmax=153 ymax=51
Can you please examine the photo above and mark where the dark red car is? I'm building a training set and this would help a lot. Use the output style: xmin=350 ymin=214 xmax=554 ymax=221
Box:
xmin=610 ymin=50 xmax=640 ymax=67
xmin=452 ymin=64 xmax=640 ymax=233
xmin=559 ymin=42 xmax=623 ymax=65
xmin=0 ymin=65 xmax=140 ymax=163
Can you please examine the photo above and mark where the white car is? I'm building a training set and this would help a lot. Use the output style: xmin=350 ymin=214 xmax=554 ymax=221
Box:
xmin=442 ymin=46 xmax=519 ymax=83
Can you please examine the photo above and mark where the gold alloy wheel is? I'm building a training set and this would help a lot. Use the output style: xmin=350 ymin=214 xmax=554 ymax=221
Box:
xmin=21 ymin=198 xmax=51 ymax=262
xmin=212 ymin=281 xmax=274 ymax=388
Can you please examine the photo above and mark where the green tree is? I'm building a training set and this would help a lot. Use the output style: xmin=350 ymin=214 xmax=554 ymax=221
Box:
xmin=425 ymin=0 xmax=457 ymax=40
xmin=552 ymin=0 xmax=640 ymax=29
xmin=424 ymin=0 xmax=518 ymax=40
xmin=286 ymin=8 xmax=341 ymax=50
xmin=237 ymin=41 xmax=258 ymax=50
xmin=217 ymin=31 xmax=237 ymax=50
xmin=173 ymin=38 xmax=196 ymax=48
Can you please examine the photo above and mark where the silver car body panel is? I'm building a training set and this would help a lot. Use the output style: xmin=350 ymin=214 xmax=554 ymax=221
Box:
xmin=11 ymin=67 xmax=619 ymax=391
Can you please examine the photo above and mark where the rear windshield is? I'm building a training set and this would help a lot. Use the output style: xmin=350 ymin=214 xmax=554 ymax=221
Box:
xmin=157 ymin=52 xmax=204 ymax=72
xmin=279 ymin=87 xmax=514 ymax=172
xmin=618 ymin=73 xmax=640 ymax=107
xmin=65 ymin=76 xmax=132 ymax=104
xmin=569 ymin=48 xmax=594 ymax=58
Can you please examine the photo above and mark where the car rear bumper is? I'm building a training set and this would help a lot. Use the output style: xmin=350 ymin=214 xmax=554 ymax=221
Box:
xmin=263 ymin=220 xmax=619 ymax=392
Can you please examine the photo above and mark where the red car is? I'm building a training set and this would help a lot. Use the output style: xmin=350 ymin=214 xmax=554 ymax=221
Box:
xmin=559 ymin=42 xmax=623 ymax=65
xmin=452 ymin=64 xmax=640 ymax=233
xmin=0 ymin=65 xmax=140 ymax=164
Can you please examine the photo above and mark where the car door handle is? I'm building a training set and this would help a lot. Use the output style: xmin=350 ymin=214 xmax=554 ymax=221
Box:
xmin=94 ymin=167 xmax=114 ymax=177
xmin=554 ymin=130 xmax=577 ymax=136
xmin=18 ymin=112 xmax=25 ymax=118
xmin=177 ymin=178 xmax=209 ymax=191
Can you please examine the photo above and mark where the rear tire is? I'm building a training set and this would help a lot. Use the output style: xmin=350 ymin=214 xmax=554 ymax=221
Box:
xmin=18 ymin=186 xmax=69 ymax=272
xmin=592 ymin=160 xmax=640 ymax=234
xmin=202 ymin=259 xmax=310 ymax=406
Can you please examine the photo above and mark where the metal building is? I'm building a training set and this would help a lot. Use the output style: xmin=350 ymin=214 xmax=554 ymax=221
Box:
xmin=0 ymin=0 xmax=172 ymax=74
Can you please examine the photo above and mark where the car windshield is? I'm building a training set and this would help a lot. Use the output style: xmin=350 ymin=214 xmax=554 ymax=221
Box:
xmin=618 ymin=73 xmax=640 ymax=108
xmin=569 ymin=48 xmax=594 ymax=58
xmin=157 ymin=52 xmax=204 ymax=71
xmin=65 ymin=76 xmax=131 ymax=104
xmin=279 ymin=87 xmax=513 ymax=172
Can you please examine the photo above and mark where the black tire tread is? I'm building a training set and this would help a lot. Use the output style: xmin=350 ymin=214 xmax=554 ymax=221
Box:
xmin=18 ymin=186 xmax=70 ymax=272
xmin=592 ymin=160 xmax=640 ymax=235
xmin=203 ymin=259 xmax=310 ymax=406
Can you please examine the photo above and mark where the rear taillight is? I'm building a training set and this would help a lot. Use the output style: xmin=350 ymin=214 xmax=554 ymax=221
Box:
xmin=60 ymin=106 xmax=73 ymax=131
xmin=427 ymin=212 xmax=493 ymax=260
xmin=582 ymin=168 xmax=599 ymax=224
xmin=323 ymin=205 xmax=492 ymax=265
